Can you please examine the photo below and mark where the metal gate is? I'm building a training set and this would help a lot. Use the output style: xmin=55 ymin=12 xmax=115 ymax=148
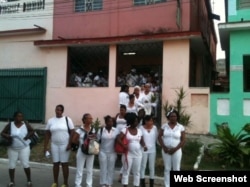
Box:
xmin=0 ymin=68 xmax=47 ymax=122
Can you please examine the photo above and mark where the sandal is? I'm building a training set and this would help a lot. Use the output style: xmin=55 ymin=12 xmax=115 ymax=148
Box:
xmin=27 ymin=181 xmax=32 ymax=187
xmin=51 ymin=183 xmax=58 ymax=187
xmin=7 ymin=182 xmax=15 ymax=187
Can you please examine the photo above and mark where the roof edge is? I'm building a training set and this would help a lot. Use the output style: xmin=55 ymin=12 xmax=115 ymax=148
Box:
xmin=34 ymin=31 xmax=201 ymax=47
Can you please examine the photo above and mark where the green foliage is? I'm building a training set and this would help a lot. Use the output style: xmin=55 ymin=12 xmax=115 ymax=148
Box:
xmin=208 ymin=123 xmax=250 ymax=168
xmin=182 ymin=140 xmax=202 ymax=170
xmin=92 ymin=118 xmax=101 ymax=132
xmin=151 ymin=94 xmax=157 ymax=103
xmin=163 ymin=87 xmax=191 ymax=126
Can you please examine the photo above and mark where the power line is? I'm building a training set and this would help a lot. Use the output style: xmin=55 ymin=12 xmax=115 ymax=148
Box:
xmin=0 ymin=0 xmax=191 ymax=20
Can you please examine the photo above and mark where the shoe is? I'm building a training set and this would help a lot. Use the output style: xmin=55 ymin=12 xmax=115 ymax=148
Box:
xmin=118 ymin=173 xmax=122 ymax=183
xmin=7 ymin=182 xmax=15 ymax=187
xmin=51 ymin=183 xmax=57 ymax=187
xmin=27 ymin=181 xmax=32 ymax=187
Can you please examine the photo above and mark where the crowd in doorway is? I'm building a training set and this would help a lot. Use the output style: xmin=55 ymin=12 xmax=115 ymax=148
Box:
xmin=69 ymin=68 xmax=161 ymax=92
xmin=69 ymin=70 xmax=108 ymax=87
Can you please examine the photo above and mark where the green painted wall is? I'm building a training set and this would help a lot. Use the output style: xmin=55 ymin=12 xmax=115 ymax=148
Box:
xmin=210 ymin=30 xmax=250 ymax=134
xmin=228 ymin=0 xmax=250 ymax=22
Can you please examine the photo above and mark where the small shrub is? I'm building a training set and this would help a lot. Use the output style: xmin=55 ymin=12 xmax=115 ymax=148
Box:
xmin=208 ymin=123 xmax=250 ymax=168
xmin=163 ymin=87 xmax=191 ymax=127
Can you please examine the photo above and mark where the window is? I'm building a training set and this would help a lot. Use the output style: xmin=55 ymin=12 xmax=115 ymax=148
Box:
xmin=134 ymin=0 xmax=166 ymax=6
xmin=67 ymin=45 xmax=109 ymax=87
xmin=75 ymin=0 xmax=102 ymax=12
xmin=237 ymin=0 xmax=250 ymax=9
xmin=243 ymin=55 xmax=250 ymax=92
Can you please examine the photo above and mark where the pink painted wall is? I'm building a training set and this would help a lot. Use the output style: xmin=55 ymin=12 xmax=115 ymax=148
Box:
xmin=53 ymin=0 xmax=191 ymax=39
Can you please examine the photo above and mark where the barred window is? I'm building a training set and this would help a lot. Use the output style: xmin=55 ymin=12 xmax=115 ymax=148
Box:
xmin=67 ymin=45 xmax=109 ymax=88
xmin=237 ymin=0 xmax=250 ymax=9
xmin=75 ymin=0 xmax=102 ymax=12
xmin=134 ymin=0 xmax=166 ymax=6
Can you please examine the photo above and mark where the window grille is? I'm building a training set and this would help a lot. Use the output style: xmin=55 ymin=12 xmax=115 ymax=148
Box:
xmin=75 ymin=0 xmax=102 ymax=12
xmin=134 ymin=0 xmax=166 ymax=6
xmin=238 ymin=0 xmax=250 ymax=9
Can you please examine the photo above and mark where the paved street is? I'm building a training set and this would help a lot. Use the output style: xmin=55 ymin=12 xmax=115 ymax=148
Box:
xmin=0 ymin=122 xmax=164 ymax=187
xmin=0 ymin=158 xmax=164 ymax=187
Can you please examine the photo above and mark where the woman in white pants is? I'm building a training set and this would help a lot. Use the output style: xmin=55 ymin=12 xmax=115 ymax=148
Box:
xmin=74 ymin=113 xmax=96 ymax=187
xmin=44 ymin=104 xmax=75 ymax=187
xmin=1 ymin=111 xmax=35 ymax=187
xmin=114 ymin=104 xmax=127 ymax=182
xmin=139 ymin=115 xmax=158 ymax=187
xmin=117 ymin=112 xmax=147 ymax=187
xmin=98 ymin=115 xmax=119 ymax=187
xmin=158 ymin=109 xmax=185 ymax=187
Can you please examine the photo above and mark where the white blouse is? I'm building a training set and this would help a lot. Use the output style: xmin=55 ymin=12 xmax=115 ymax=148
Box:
xmin=140 ymin=125 xmax=158 ymax=153
xmin=161 ymin=123 xmax=185 ymax=148
xmin=45 ymin=116 xmax=74 ymax=145
xmin=116 ymin=115 xmax=127 ymax=132
xmin=98 ymin=127 xmax=119 ymax=153
xmin=121 ymin=127 xmax=143 ymax=158
xmin=10 ymin=122 xmax=31 ymax=150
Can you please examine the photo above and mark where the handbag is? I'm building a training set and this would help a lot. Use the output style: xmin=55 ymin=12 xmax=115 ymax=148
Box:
xmin=115 ymin=128 xmax=128 ymax=154
xmin=88 ymin=138 xmax=100 ymax=155
xmin=29 ymin=132 xmax=39 ymax=149
xmin=0 ymin=123 xmax=12 ymax=146
xmin=71 ymin=130 xmax=80 ymax=151
xmin=81 ymin=126 xmax=99 ymax=155
xmin=0 ymin=137 xmax=12 ymax=146
xmin=24 ymin=121 xmax=39 ymax=149
xmin=66 ymin=116 xmax=79 ymax=151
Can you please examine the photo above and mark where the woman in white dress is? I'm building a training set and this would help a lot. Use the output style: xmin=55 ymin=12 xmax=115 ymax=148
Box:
xmin=158 ymin=109 xmax=185 ymax=187
xmin=74 ymin=113 xmax=96 ymax=187
xmin=44 ymin=105 xmax=75 ymax=187
xmin=98 ymin=115 xmax=119 ymax=187
xmin=126 ymin=94 xmax=140 ymax=115
xmin=139 ymin=115 xmax=158 ymax=187
xmin=1 ymin=111 xmax=35 ymax=187
xmin=116 ymin=112 xmax=147 ymax=187
xmin=115 ymin=104 xmax=127 ymax=132
xmin=114 ymin=104 xmax=127 ymax=182
xmin=119 ymin=84 xmax=130 ymax=107
xmin=133 ymin=86 xmax=144 ymax=110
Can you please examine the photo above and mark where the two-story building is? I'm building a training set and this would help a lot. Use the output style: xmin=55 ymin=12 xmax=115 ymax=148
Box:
xmin=0 ymin=0 xmax=217 ymax=133
xmin=211 ymin=0 xmax=250 ymax=133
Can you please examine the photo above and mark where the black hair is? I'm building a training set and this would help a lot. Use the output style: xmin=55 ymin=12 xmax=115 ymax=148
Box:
xmin=56 ymin=104 xmax=64 ymax=112
xmin=120 ymin=84 xmax=129 ymax=92
xmin=142 ymin=115 xmax=153 ymax=125
xmin=104 ymin=115 xmax=112 ymax=123
xmin=120 ymin=104 xmax=127 ymax=110
xmin=13 ymin=111 xmax=23 ymax=118
xmin=166 ymin=110 xmax=180 ymax=120
xmin=82 ymin=113 xmax=90 ymax=123
xmin=125 ymin=112 xmax=138 ymax=125
xmin=129 ymin=94 xmax=135 ymax=100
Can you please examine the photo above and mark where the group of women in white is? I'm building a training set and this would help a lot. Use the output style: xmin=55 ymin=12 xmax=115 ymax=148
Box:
xmin=119 ymin=83 xmax=158 ymax=117
xmin=43 ymin=82 xmax=185 ymax=187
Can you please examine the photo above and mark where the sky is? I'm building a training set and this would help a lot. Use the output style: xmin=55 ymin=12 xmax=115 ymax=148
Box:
xmin=211 ymin=0 xmax=226 ymax=60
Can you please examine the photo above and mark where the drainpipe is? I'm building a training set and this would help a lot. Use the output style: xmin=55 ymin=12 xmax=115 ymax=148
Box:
xmin=176 ymin=0 xmax=182 ymax=30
